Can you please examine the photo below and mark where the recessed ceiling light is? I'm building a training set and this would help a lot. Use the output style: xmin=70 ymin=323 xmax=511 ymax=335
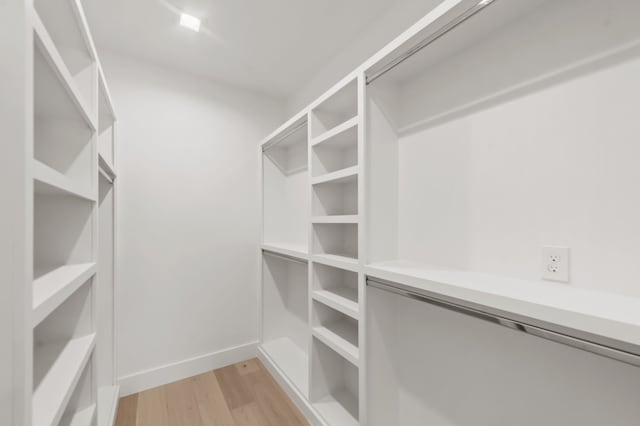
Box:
xmin=180 ymin=13 xmax=201 ymax=32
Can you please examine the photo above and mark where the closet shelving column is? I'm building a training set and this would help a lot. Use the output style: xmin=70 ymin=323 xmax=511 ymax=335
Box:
xmin=309 ymin=76 xmax=362 ymax=426
xmin=30 ymin=0 xmax=108 ymax=423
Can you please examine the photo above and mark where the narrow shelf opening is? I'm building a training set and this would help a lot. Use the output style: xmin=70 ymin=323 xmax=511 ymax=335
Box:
xmin=312 ymin=223 xmax=358 ymax=261
xmin=312 ymin=263 xmax=358 ymax=319
xmin=311 ymin=79 xmax=358 ymax=138
xmin=311 ymin=122 xmax=358 ymax=177
xmin=312 ymin=174 xmax=358 ymax=216
xmin=312 ymin=301 xmax=358 ymax=366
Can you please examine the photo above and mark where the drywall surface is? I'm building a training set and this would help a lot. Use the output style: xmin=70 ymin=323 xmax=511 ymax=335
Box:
xmin=286 ymin=0 xmax=443 ymax=115
xmin=99 ymin=51 xmax=284 ymax=389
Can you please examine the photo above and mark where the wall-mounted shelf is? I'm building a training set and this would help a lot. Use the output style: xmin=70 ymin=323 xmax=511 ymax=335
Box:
xmin=262 ymin=242 xmax=309 ymax=261
xmin=60 ymin=403 xmax=96 ymax=426
xmin=311 ymin=117 xmax=358 ymax=147
xmin=32 ymin=334 xmax=96 ymax=426
xmin=313 ymin=289 xmax=358 ymax=320
xmin=311 ymin=254 xmax=359 ymax=272
xmin=33 ymin=160 xmax=95 ymax=202
xmin=311 ymin=166 xmax=358 ymax=186
xmin=32 ymin=263 xmax=95 ymax=326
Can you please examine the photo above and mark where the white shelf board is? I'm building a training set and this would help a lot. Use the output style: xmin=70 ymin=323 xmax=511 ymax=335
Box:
xmin=60 ymin=403 xmax=96 ymax=426
xmin=311 ymin=215 xmax=359 ymax=224
xmin=98 ymin=153 xmax=116 ymax=182
xmin=313 ymin=288 xmax=359 ymax=320
xmin=33 ymin=263 xmax=96 ymax=326
xmin=311 ymin=166 xmax=359 ymax=186
xmin=311 ymin=254 xmax=359 ymax=272
xmin=33 ymin=334 xmax=96 ymax=426
xmin=262 ymin=242 xmax=309 ymax=261
xmin=365 ymin=260 xmax=640 ymax=355
xmin=261 ymin=337 xmax=309 ymax=397
xmin=314 ymin=389 xmax=359 ymax=426
xmin=98 ymin=67 xmax=117 ymax=121
xmin=32 ymin=10 xmax=96 ymax=130
xmin=313 ymin=321 xmax=359 ymax=366
xmin=311 ymin=116 xmax=358 ymax=147
xmin=33 ymin=160 xmax=96 ymax=202
xmin=98 ymin=385 xmax=120 ymax=426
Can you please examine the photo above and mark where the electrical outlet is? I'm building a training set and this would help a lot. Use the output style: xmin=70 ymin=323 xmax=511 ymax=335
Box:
xmin=541 ymin=246 xmax=569 ymax=283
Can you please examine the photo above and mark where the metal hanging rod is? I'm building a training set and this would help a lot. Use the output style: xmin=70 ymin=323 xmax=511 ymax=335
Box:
xmin=262 ymin=249 xmax=308 ymax=265
xmin=367 ymin=277 xmax=640 ymax=368
xmin=366 ymin=0 xmax=497 ymax=85
xmin=262 ymin=120 xmax=307 ymax=152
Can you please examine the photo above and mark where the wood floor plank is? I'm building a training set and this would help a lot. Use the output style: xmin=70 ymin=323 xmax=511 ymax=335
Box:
xmin=165 ymin=376 xmax=204 ymax=426
xmin=115 ymin=358 xmax=307 ymax=426
xmin=215 ymin=364 xmax=255 ymax=410
xmin=193 ymin=371 xmax=236 ymax=426
xmin=115 ymin=394 xmax=138 ymax=426
xmin=231 ymin=402 xmax=271 ymax=426
xmin=136 ymin=384 xmax=170 ymax=426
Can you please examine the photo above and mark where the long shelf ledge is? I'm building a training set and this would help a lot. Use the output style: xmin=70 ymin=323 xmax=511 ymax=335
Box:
xmin=313 ymin=289 xmax=359 ymax=320
xmin=262 ymin=242 xmax=309 ymax=261
xmin=60 ymin=404 xmax=96 ymax=426
xmin=313 ymin=322 xmax=359 ymax=366
xmin=32 ymin=10 xmax=97 ymax=130
xmin=311 ymin=215 xmax=359 ymax=224
xmin=365 ymin=260 xmax=640 ymax=358
xmin=311 ymin=254 xmax=359 ymax=272
xmin=311 ymin=166 xmax=359 ymax=186
xmin=33 ymin=334 xmax=96 ymax=426
xmin=33 ymin=263 xmax=96 ymax=326
xmin=311 ymin=116 xmax=358 ymax=147
xmin=98 ymin=154 xmax=116 ymax=182
xmin=33 ymin=160 xmax=96 ymax=202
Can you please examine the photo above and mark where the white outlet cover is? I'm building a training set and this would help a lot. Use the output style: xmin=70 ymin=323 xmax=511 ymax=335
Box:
xmin=541 ymin=246 xmax=570 ymax=283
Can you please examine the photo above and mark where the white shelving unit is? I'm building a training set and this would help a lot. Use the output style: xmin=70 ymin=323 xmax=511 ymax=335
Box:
xmin=260 ymin=1 xmax=640 ymax=425
xmin=5 ymin=0 xmax=120 ymax=423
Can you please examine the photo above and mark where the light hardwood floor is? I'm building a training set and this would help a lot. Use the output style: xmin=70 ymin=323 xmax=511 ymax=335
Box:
xmin=115 ymin=358 xmax=309 ymax=426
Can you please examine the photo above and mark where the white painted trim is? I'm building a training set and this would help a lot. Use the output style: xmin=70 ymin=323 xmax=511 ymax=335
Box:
xmin=118 ymin=341 xmax=258 ymax=396
xmin=258 ymin=346 xmax=326 ymax=426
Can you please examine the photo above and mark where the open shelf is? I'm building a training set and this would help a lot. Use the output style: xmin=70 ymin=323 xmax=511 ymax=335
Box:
xmin=33 ymin=334 xmax=95 ymax=426
xmin=33 ymin=0 xmax=98 ymax=118
xmin=366 ymin=280 xmax=640 ymax=426
xmin=32 ymin=263 xmax=95 ymax=326
xmin=311 ymin=165 xmax=358 ymax=186
xmin=311 ymin=254 xmax=359 ymax=272
xmin=263 ymin=117 xmax=309 ymax=250
xmin=312 ymin=262 xmax=358 ymax=319
xmin=262 ymin=251 xmax=309 ymax=396
xmin=311 ymin=338 xmax=359 ymax=426
xmin=98 ymin=69 xmax=116 ymax=173
xmin=261 ymin=337 xmax=309 ymax=397
xmin=310 ymin=78 xmax=358 ymax=139
xmin=312 ymin=223 xmax=358 ymax=262
xmin=261 ymin=242 xmax=308 ymax=261
xmin=311 ymin=117 xmax=358 ymax=178
xmin=312 ymin=302 xmax=358 ymax=366
xmin=33 ymin=160 xmax=95 ymax=202
xmin=98 ymin=154 xmax=115 ymax=182
xmin=60 ymin=356 xmax=95 ymax=426
xmin=311 ymin=215 xmax=358 ymax=224
xmin=60 ymin=404 xmax=96 ymax=426
xmin=365 ymin=0 xmax=640 ymax=304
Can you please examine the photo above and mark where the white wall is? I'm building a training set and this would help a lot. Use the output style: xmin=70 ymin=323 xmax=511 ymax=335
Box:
xmin=99 ymin=51 xmax=285 ymax=394
xmin=285 ymin=0 xmax=444 ymax=115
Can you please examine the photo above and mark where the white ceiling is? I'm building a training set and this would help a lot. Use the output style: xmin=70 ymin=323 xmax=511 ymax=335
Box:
xmin=82 ymin=0 xmax=399 ymax=98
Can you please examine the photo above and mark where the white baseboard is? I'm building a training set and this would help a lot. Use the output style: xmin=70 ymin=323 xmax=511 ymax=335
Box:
xmin=118 ymin=341 xmax=259 ymax=396
xmin=258 ymin=346 xmax=326 ymax=426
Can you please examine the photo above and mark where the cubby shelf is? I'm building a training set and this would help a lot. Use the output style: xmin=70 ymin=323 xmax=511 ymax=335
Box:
xmin=312 ymin=254 xmax=359 ymax=271
xmin=98 ymin=153 xmax=116 ymax=182
xmin=262 ymin=337 xmax=309 ymax=396
xmin=311 ymin=116 xmax=358 ymax=147
xmin=314 ymin=390 xmax=359 ymax=426
xmin=262 ymin=242 xmax=309 ymax=261
xmin=312 ymin=322 xmax=359 ymax=366
xmin=32 ymin=263 xmax=96 ymax=326
xmin=311 ymin=215 xmax=358 ymax=224
xmin=60 ymin=403 xmax=96 ymax=426
xmin=32 ymin=10 xmax=96 ymax=130
xmin=313 ymin=289 xmax=358 ymax=319
xmin=311 ymin=166 xmax=359 ymax=186
xmin=33 ymin=160 xmax=95 ymax=201
xmin=32 ymin=333 xmax=96 ymax=426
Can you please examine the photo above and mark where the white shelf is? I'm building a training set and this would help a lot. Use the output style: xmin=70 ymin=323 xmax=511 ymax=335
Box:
xmin=60 ymin=403 xmax=96 ymax=426
xmin=33 ymin=160 xmax=96 ymax=201
xmin=311 ymin=215 xmax=359 ymax=224
xmin=365 ymin=260 xmax=640 ymax=355
xmin=311 ymin=116 xmax=358 ymax=147
xmin=312 ymin=254 xmax=359 ymax=272
xmin=314 ymin=390 xmax=359 ymax=426
xmin=313 ymin=288 xmax=359 ymax=320
xmin=98 ymin=154 xmax=116 ymax=182
xmin=33 ymin=263 xmax=96 ymax=326
xmin=311 ymin=166 xmax=359 ymax=186
xmin=313 ymin=320 xmax=359 ymax=366
xmin=33 ymin=334 xmax=96 ymax=426
xmin=262 ymin=242 xmax=309 ymax=261
xmin=261 ymin=337 xmax=309 ymax=397
xmin=32 ymin=9 xmax=96 ymax=130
